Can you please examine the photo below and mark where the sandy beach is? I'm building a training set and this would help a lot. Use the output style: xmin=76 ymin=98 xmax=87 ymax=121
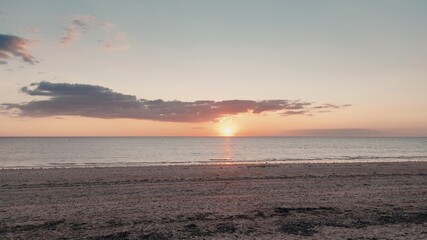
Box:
xmin=0 ymin=162 xmax=426 ymax=239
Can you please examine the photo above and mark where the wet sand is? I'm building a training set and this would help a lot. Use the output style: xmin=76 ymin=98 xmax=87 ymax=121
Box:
xmin=0 ymin=162 xmax=426 ymax=239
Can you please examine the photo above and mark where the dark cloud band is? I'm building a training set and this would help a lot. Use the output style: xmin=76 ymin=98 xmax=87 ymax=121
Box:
xmin=287 ymin=129 xmax=383 ymax=137
xmin=2 ymin=82 xmax=349 ymax=122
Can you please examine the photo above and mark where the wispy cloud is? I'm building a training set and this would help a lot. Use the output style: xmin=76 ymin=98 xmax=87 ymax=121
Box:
xmin=59 ymin=15 xmax=129 ymax=51
xmin=100 ymin=32 xmax=129 ymax=51
xmin=27 ymin=26 xmax=39 ymax=34
xmin=0 ymin=34 xmax=37 ymax=64
xmin=59 ymin=15 xmax=96 ymax=45
xmin=2 ymin=82 xmax=349 ymax=122
xmin=282 ymin=110 xmax=309 ymax=116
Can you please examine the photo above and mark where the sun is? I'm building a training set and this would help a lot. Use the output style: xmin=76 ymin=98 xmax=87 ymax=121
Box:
xmin=222 ymin=127 xmax=233 ymax=137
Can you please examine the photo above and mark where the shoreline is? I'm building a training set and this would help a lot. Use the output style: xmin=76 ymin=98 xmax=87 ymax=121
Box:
xmin=2 ymin=158 xmax=427 ymax=170
xmin=1 ymin=162 xmax=426 ymax=239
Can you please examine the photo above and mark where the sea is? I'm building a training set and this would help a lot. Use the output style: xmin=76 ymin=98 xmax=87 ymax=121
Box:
xmin=0 ymin=137 xmax=426 ymax=169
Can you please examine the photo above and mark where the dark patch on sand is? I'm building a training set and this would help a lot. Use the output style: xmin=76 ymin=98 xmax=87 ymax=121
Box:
xmin=138 ymin=232 xmax=170 ymax=240
xmin=346 ymin=238 xmax=393 ymax=240
xmin=274 ymin=206 xmax=334 ymax=216
xmin=272 ymin=206 xmax=427 ymax=233
xmin=377 ymin=212 xmax=427 ymax=225
xmin=106 ymin=219 xmax=125 ymax=227
xmin=5 ymin=220 xmax=65 ymax=232
xmin=87 ymin=231 xmax=130 ymax=240
xmin=70 ymin=221 xmax=88 ymax=230
xmin=216 ymin=222 xmax=237 ymax=233
xmin=279 ymin=221 xmax=317 ymax=236
xmin=182 ymin=223 xmax=211 ymax=236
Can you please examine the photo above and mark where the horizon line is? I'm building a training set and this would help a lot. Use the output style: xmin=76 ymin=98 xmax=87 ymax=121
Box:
xmin=1 ymin=135 xmax=426 ymax=138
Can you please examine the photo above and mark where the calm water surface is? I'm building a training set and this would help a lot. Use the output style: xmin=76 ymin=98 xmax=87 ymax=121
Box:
xmin=0 ymin=137 xmax=426 ymax=168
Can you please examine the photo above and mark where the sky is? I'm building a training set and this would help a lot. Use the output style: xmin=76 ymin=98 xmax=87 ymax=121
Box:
xmin=0 ymin=0 xmax=426 ymax=137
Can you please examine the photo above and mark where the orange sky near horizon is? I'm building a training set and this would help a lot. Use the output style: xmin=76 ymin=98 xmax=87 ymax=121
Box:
xmin=1 ymin=107 xmax=426 ymax=137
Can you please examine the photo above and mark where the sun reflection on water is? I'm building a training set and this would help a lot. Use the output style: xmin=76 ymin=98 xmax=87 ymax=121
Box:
xmin=221 ymin=137 xmax=234 ymax=164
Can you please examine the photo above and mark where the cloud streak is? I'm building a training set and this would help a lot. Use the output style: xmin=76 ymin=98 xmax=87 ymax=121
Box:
xmin=2 ymin=82 xmax=349 ymax=122
xmin=101 ymin=32 xmax=129 ymax=51
xmin=59 ymin=15 xmax=96 ymax=45
xmin=0 ymin=34 xmax=37 ymax=64
xmin=287 ymin=128 xmax=383 ymax=137
xmin=59 ymin=15 xmax=128 ymax=50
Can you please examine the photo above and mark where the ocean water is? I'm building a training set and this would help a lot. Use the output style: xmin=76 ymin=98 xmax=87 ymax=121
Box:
xmin=0 ymin=137 xmax=426 ymax=168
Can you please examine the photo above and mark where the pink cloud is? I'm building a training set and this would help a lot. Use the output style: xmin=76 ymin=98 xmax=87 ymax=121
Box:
xmin=101 ymin=32 xmax=129 ymax=51
xmin=59 ymin=15 xmax=129 ymax=51
xmin=59 ymin=15 xmax=96 ymax=45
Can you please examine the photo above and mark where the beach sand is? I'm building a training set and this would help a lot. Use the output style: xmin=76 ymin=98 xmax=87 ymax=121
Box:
xmin=0 ymin=162 xmax=426 ymax=239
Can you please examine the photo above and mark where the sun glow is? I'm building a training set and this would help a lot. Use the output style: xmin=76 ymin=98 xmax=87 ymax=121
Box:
xmin=222 ymin=127 xmax=233 ymax=137
xmin=217 ymin=117 xmax=239 ymax=137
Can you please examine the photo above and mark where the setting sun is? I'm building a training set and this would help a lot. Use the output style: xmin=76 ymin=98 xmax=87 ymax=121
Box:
xmin=223 ymin=127 xmax=233 ymax=136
